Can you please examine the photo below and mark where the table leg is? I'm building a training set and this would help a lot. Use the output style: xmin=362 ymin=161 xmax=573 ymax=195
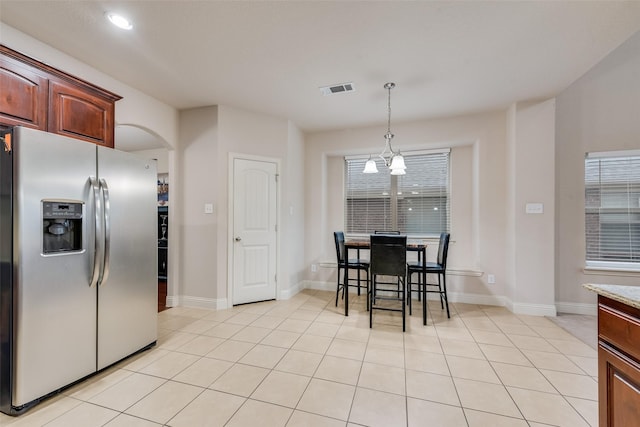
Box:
xmin=344 ymin=258 xmax=349 ymax=317
xmin=356 ymin=248 xmax=361 ymax=296
xmin=422 ymin=247 xmax=427 ymax=325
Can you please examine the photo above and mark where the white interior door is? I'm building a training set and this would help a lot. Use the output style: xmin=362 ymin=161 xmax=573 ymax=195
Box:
xmin=232 ymin=158 xmax=277 ymax=305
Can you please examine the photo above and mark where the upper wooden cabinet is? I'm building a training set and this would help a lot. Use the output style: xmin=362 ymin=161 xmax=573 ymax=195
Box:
xmin=0 ymin=45 xmax=121 ymax=148
xmin=49 ymin=79 xmax=116 ymax=146
xmin=0 ymin=56 xmax=48 ymax=130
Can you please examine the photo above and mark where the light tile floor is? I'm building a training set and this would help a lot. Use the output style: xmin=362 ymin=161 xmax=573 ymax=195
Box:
xmin=0 ymin=290 xmax=598 ymax=427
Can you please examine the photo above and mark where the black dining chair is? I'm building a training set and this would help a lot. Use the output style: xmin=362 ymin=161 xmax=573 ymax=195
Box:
xmin=369 ymin=234 xmax=407 ymax=331
xmin=407 ymin=232 xmax=451 ymax=325
xmin=334 ymin=231 xmax=370 ymax=309
xmin=373 ymin=231 xmax=402 ymax=293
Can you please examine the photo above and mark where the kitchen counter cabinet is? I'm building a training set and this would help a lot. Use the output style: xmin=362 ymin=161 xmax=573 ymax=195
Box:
xmin=585 ymin=284 xmax=640 ymax=427
xmin=0 ymin=45 xmax=120 ymax=148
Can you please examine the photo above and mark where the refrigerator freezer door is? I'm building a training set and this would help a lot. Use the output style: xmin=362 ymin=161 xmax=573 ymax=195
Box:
xmin=13 ymin=127 xmax=97 ymax=407
xmin=96 ymin=146 xmax=157 ymax=369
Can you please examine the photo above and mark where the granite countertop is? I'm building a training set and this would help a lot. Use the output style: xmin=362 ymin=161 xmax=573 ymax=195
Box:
xmin=584 ymin=283 xmax=640 ymax=310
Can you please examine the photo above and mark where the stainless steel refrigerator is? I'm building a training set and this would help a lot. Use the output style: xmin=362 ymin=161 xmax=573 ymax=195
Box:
xmin=0 ymin=126 xmax=157 ymax=415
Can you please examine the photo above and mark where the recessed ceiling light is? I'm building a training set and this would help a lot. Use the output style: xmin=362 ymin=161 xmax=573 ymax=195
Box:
xmin=106 ymin=12 xmax=133 ymax=30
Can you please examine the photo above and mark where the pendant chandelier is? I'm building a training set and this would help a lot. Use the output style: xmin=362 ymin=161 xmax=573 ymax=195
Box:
xmin=363 ymin=82 xmax=406 ymax=175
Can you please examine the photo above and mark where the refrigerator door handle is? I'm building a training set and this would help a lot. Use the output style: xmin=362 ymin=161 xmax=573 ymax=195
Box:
xmin=99 ymin=179 xmax=111 ymax=286
xmin=89 ymin=177 xmax=102 ymax=288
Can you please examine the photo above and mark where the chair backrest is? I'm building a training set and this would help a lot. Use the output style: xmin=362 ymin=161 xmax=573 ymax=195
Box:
xmin=334 ymin=231 xmax=346 ymax=263
xmin=437 ymin=232 xmax=451 ymax=269
xmin=370 ymin=234 xmax=407 ymax=276
xmin=374 ymin=230 xmax=401 ymax=235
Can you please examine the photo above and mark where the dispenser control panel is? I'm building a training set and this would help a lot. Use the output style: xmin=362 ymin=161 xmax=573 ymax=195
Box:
xmin=42 ymin=200 xmax=83 ymax=254
xmin=43 ymin=202 xmax=83 ymax=219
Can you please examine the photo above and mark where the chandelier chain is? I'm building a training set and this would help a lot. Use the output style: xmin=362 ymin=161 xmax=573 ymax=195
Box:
xmin=387 ymin=84 xmax=392 ymax=135
xmin=363 ymin=82 xmax=406 ymax=174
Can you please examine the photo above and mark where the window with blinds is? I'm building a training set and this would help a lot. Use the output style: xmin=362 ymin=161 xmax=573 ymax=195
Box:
xmin=585 ymin=151 xmax=640 ymax=268
xmin=345 ymin=150 xmax=450 ymax=236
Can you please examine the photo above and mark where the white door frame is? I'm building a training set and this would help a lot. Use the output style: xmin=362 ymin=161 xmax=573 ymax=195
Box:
xmin=227 ymin=152 xmax=281 ymax=308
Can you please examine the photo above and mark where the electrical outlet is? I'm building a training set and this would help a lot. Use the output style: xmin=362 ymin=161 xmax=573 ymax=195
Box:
xmin=311 ymin=264 xmax=317 ymax=273
xmin=488 ymin=274 xmax=496 ymax=284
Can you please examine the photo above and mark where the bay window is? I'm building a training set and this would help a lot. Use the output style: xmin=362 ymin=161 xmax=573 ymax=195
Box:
xmin=345 ymin=149 xmax=450 ymax=236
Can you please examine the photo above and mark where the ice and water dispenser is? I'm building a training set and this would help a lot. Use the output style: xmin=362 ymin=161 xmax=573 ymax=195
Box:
xmin=42 ymin=201 xmax=83 ymax=254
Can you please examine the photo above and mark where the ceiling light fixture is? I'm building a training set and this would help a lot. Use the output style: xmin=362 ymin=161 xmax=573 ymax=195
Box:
xmin=106 ymin=12 xmax=133 ymax=30
xmin=363 ymin=82 xmax=406 ymax=175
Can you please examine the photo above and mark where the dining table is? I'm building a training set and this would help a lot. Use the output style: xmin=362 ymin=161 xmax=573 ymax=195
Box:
xmin=342 ymin=238 xmax=427 ymax=317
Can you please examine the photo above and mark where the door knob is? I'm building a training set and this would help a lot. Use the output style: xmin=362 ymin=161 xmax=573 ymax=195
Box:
xmin=235 ymin=237 xmax=242 ymax=242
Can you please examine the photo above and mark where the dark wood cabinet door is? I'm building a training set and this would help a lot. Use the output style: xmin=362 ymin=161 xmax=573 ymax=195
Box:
xmin=49 ymin=79 xmax=115 ymax=148
xmin=0 ymin=56 xmax=48 ymax=130
xmin=1 ymin=44 xmax=120 ymax=148
xmin=599 ymin=343 xmax=640 ymax=427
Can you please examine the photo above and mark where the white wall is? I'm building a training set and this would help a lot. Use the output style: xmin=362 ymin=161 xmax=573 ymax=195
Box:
xmin=173 ymin=107 xmax=219 ymax=306
xmin=505 ymin=105 xmax=517 ymax=306
xmin=171 ymin=105 xmax=306 ymax=307
xmin=555 ymin=31 xmax=640 ymax=314
xmin=218 ymin=106 xmax=289 ymax=304
xmin=129 ymin=148 xmax=169 ymax=174
xmin=7 ymin=21 xmax=637 ymax=314
xmin=304 ymin=112 xmax=510 ymax=307
xmin=282 ymin=122 xmax=306 ymax=297
xmin=507 ymin=100 xmax=557 ymax=315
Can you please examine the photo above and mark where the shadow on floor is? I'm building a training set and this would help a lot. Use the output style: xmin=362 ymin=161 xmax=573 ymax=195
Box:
xmin=548 ymin=313 xmax=597 ymax=349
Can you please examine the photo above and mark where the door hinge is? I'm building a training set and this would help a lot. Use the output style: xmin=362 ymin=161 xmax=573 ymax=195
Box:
xmin=275 ymin=224 xmax=278 ymax=232
xmin=275 ymin=174 xmax=279 ymax=182
xmin=274 ymin=274 xmax=277 ymax=283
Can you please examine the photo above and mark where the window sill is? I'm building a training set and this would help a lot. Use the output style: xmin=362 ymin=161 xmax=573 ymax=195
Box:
xmin=583 ymin=266 xmax=640 ymax=277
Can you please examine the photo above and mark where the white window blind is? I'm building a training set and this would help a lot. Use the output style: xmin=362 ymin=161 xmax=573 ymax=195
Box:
xmin=345 ymin=150 xmax=450 ymax=236
xmin=585 ymin=152 xmax=640 ymax=267
xmin=345 ymin=158 xmax=392 ymax=233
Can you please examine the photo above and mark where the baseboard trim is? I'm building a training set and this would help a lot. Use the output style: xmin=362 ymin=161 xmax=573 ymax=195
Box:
xmin=512 ymin=302 xmax=557 ymax=317
xmin=168 ymin=285 xmax=589 ymax=318
xmin=446 ymin=268 xmax=484 ymax=277
xmin=555 ymin=302 xmax=598 ymax=316
xmin=446 ymin=291 xmax=507 ymax=307
xmin=279 ymin=282 xmax=304 ymax=300
xmin=166 ymin=295 xmax=227 ymax=310
xmin=303 ymin=280 xmax=335 ymax=292
xmin=165 ymin=295 xmax=179 ymax=308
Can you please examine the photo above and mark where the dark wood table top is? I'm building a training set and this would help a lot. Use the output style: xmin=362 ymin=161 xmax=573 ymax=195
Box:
xmin=345 ymin=238 xmax=427 ymax=250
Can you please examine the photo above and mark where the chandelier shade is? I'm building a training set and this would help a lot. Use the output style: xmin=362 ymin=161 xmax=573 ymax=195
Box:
xmin=363 ymin=157 xmax=379 ymax=173
xmin=389 ymin=154 xmax=406 ymax=175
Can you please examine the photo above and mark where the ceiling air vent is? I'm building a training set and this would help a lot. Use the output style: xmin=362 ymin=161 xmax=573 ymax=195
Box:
xmin=319 ymin=82 xmax=355 ymax=96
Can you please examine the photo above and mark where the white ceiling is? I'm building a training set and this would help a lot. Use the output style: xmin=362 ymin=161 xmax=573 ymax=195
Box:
xmin=2 ymin=1 xmax=640 ymax=150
